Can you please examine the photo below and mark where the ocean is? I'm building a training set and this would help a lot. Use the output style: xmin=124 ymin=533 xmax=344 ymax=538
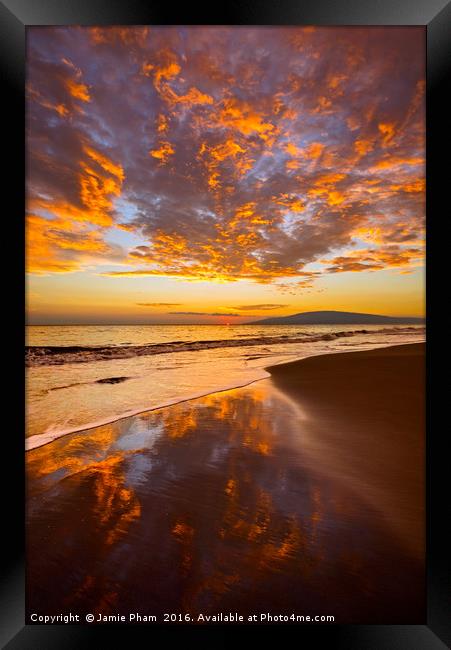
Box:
xmin=25 ymin=323 xmax=425 ymax=449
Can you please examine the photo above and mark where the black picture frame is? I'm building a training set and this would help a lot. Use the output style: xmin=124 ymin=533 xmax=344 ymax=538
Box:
xmin=2 ymin=0 xmax=449 ymax=646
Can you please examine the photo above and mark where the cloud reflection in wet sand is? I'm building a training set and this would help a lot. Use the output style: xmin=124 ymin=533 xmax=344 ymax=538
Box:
xmin=27 ymin=381 xmax=423 ymax=622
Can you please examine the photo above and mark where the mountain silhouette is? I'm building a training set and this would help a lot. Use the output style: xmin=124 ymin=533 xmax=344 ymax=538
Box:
xmin=249 ymin=310 xmax=424 ymax=325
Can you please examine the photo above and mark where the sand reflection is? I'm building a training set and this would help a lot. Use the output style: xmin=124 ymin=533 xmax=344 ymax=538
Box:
xmin=27 ymin=380 xmax=423 ymax=622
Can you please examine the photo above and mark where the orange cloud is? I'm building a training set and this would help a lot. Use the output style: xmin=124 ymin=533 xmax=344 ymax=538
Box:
xmin=285 ymin=141 xmax=324 ymax=171
xmin=27 ymin=145 xmax=124 ymax=272
xmin=216 ymin=98 xmax=277 ymax=141
xmin=142 ymin=50 xmax=181 ymax=88
xmin=378 ymin=122 xmax=396 ymax=147
xmin=351 ymin=226 xmax=385 ymax=244
xmin=327 ymin=191 xmax=346 ymax=206
xmin=157 ymin=113 xmax=169 ymax=133
xmin=305 ymin=142 xmax=324 ymax=159
xmin=27 ymin=86 xmax=69 ymax=117
xmin=308 ymin=173 xmax=346 ymax=206
xmin=27 ymin=26 xmax=425 ymax=290
xmin=285 ymin=142 xmax=301 ymax=156
xmin=354 ymin=138 xmax=374 ymax=156
xmin=65 ymin=79 xmax=90 ymax=102
xmin=323 ymin=245 xmax=424 ymax=274
xmin=89 ymin=26 xmax=150 ymax=46
xmin=173 ymin=87 xmax=213 ymax=106
xmin=79 ymin=161 xmax=123 ymax=226
xmin=83 ymin=145 xmax=125 ymax=181
xmin=149 ymin=141 xmax=175 ymax=163
xmin=328 ymin=73 xmax=347 ymax=90
xmin=143 ymin=51 xmax=213 ymax=110
xmin=313 ymin=96 xmax=333 ymax=113
xmin=286 ymin=160 xmax=301 ymax=171
xmin=198 ymin=138 xmax=253 ymax=191
xmin=275 ymin=194 xmax=305 ymax=212
xmin=209 ymin=139 xmax=246 ymax=161
xmin=26 ymin=213 xmax=111 ymax=273
xmin=373 ymin=156 xmax=424 ymax=170
xmin=389 ymin=178 xmax=425 ymax=193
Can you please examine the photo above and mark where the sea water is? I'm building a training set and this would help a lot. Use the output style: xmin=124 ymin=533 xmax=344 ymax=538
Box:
xmin=25 ymin=323 xmax=425 ymax=448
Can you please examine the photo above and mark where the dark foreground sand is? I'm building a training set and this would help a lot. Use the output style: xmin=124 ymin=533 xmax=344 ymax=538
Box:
xmin=26 ymin=343 xmax=425 ymax=624
xmin=268 ymin=343 xmax=425 ymax=563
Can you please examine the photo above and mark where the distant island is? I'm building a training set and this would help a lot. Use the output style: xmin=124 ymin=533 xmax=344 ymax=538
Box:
xmin=248 ymin=310 xmax=425 ymax=325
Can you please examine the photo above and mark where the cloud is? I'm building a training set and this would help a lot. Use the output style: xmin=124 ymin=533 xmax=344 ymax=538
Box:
xmin=323 ymin=245 xmax=424 ymax=274
xmin=232 ymin=304 xmax=288 ymax=311
xmin=27 ymin=26 xmax=425 ymax=287
xmin=168 ymin=311 xmax=244 ymax=316
xmin=149 ymin=141 xmax=175 ymax=163
xmin=274 ymin=278 xmax=319 ymax=294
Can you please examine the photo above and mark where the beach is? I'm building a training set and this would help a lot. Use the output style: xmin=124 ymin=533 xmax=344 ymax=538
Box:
xmin=268 ymin=342 xmax=425 ymax=563
xmin=26 ymin=343 xmax=425 ymax=623
xmin=25 ymin=324 xmax=424 ymax=445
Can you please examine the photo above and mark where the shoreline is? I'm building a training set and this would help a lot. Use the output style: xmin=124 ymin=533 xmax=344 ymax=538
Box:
xmin=27 ymin=341 xmax=425 ymax=621
xmin=26 ymin=325 xmax=424 ymax=367
xmin=26 ymin=340 xmax=424 ymax=451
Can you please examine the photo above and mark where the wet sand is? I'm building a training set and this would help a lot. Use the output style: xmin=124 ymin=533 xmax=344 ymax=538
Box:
xmin=26 ymin=343 xmax=425 ymax=623
xmin=268 ymin=343 xmax=425 ymax=563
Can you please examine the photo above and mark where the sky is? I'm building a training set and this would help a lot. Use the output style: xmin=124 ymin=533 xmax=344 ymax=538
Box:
xmin=26 ymin=26 xmax=425 ymax=324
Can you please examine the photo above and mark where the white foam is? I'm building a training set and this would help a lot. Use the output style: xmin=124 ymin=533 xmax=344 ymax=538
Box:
xmin=25 ymin=340 xmax=424 ymax=451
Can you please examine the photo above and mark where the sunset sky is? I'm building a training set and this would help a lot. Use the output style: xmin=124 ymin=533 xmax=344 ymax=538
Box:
xmin=26 ymin=26 xmax=425 ymax=324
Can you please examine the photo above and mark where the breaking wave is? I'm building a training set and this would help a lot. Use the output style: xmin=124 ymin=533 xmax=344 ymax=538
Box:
xmin=26 ymin=327 xmax=423 ymax=367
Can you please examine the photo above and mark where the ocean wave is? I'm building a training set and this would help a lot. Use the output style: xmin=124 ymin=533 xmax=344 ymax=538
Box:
xmin=25 ymin=327 xmax=423 ymax=368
